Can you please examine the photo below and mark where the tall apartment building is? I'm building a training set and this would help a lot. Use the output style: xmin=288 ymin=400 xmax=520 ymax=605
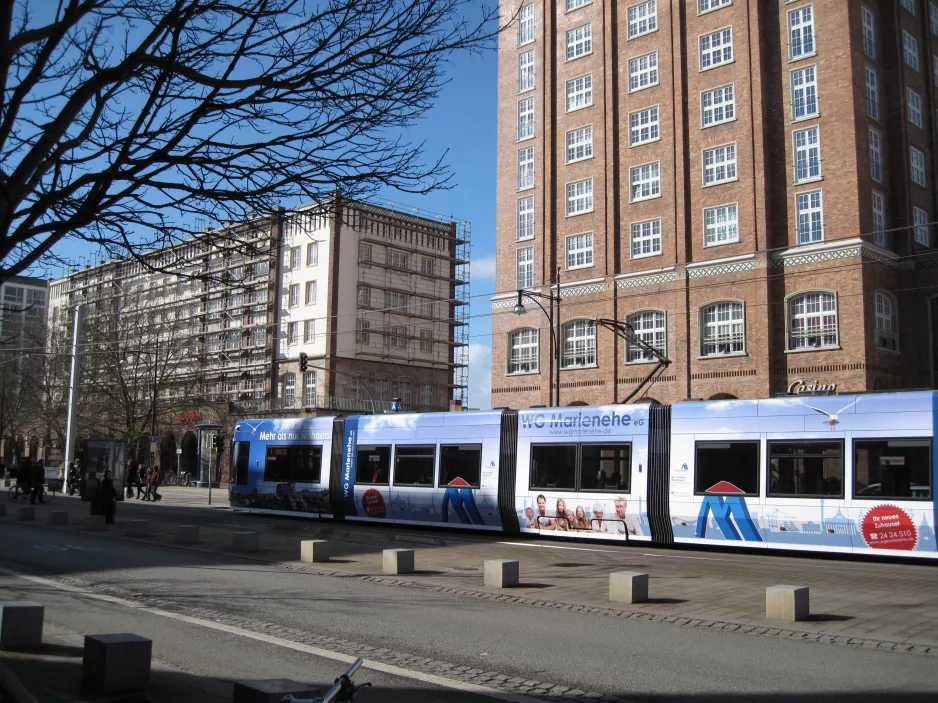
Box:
xmin=491 ymin=0 xmax=938 ymax=407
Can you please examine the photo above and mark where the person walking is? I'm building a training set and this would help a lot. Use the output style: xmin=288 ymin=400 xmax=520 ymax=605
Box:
xmin=99 ymin=470 xmax=118 ymax=524
xmin=149 ymin=463 xmax=162 ymax=502
xmin=125 ymin=459 xmax=136 ymax=499
xmin=29 ymin=458 xmax=44 ymax=504
xmin=137 ymin=463 xmax=148 ymax=499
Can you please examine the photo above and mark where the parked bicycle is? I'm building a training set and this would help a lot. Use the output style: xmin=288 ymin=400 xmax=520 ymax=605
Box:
xmin=282 ymin=658 xmax=370 ymax=703
xmin=8 ymin=482 xmax=56 ymax=504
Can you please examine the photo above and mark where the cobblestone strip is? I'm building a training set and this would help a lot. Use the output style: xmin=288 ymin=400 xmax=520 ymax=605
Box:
xmin=44 ymin=573 xmax=637 ymax=703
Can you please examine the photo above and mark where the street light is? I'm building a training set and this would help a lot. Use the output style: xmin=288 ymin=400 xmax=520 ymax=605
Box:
xmin=513 ymin=268 xmax=562 ymax=407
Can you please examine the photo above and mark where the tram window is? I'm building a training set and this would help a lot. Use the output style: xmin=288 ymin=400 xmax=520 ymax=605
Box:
xmin=768 ymin=441 xmax=843 ymax=497
xmin=394 ymin=445 xmax=435 ymax=487
xmin=235 ymin=441 xmax=250 ymax=485
xmin=695 ymin=441 xmax=759 ymax=496
xmin=356 ymin=445 xmax=391 ymax=485
xmin=854 ymin=438 xmax=932 ymax=500
xmin=439 ymin=445 xmax=482 ymax=488
xmin=264 ymin=445 xmax=322 ymax=483
xmin=530 ymin=444 xmax=577 ymax=490
xmin=579 ymin=444 xmax=631 ymax=492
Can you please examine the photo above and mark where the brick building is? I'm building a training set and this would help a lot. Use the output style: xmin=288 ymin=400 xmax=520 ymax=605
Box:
xmin=491 ymin=0 xmax=938 ymax=407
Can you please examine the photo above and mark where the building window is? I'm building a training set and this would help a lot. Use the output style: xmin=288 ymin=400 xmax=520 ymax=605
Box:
xmin=518 ymin=146 xmax=535 ymax=190
xmin=790 ymin=66 xmax=818 ymax=120
xmin=796 ymin=190 xmax=824 ymax=244
xmin=421 ymin=257 xmax=433 ymax=276
xmin=519 ymin=3 xmax=535 ymax=45
xmin=869 ymin=128 xmax=882 ymax=183
xmin=793 ymin=126 xmax=821 ymax=182
xmin=861 ymin=7 xmax=876 ymax=59
xmin=627 ymin=0 xmax=657 ymax=39
xmin=788 ymin=5 xmax=815 ymax=60
xmin=303 ymin=371 xmax=316 ymax=407
xmin=628 ymin=51 xmax=658 ymax=92
xmin=288 ymin=284 xmax=299 ymax=307
xmin=305 ymin=280 xmax=317 ymax=305
xmin=907 ymin=88 xmax=923 ymax=128
xmin=419 ymin=382 xmax=434 ymax=408
xmin=375 ymin=378 xmax=389 ymax=402
xmin=626 ymin=310 xmax=665 ymax=362
xmin=630 ymin=218 xmax=661 ymax=257
xmin=306 ymin=242 xmax=318 ymax=266
xmin=387 ymin=325 xmax=407 ymax=349
xmin=356 ymin=319 xmax=370 ymax=344
xmin=904 ymin=32 xmax=919 ymax=71
xmin=389 ymin=249 xmax=408 ymax=270
xmin=566 ymin=178 xmax=594 ymax=215
xmin=788 ymin=291 xmax=838 ymax=350
xmin=630 ymin=162 xmax=660 ymax=201
xmin=699 ymin=0 xmax=731 ymax=12
xmin=566 ymin=23 xmax=592 ymax=60
xmin=700 ymin=301 xmax=745 ymax=356
xmin=566 ymin=74 xmax=593 ymax=111
xmin=287 ymin=322 xmax=298 ymax=345
xmin=418 ymin=298 xmax=433 ymax=317
xmin=864 ymin=68 xmax=879 ymax=120
xmin=701 ymin=84 xmax=735 ymax=127
xmin=872 ymin=190 xmax=886 ymax=247
xmin=566 ymin=232 xmax=594 ymax=269
xmin=768 ymin=441 xmax=843 ymax=497
xmin=561 ymin=320 xmax=596 ymax=368
xmin=359 ymin=243 xmax=371 ymax=263
xmin=566 ymin=125 xmax=593 ymax=162
xmin=508 ymin=328 xmax=539 ymax=373
xmin=357 ymin=285 xmax=371 ymax=307
xmin=283 ymin=373 xmax=296 ymax=406
xmin=518 ymin=97 xmax=535 ymax=140
xmin=629 ymin=105 xmax=659 ymax=146
xmin=517 ymin=247 xmax=534 ymax=289
xmin=910 ymin=146 xmax=927 ymax=186
xmin=874 ymin=291 xmax=898 ymax=351
xmin=419 ymin=329 xmax=433 ymax=353
xmin=304 ymin=319 xmax=315 ymax=343
xmin=902 ymin=0 xmax=916 ymax=14
xmin=519 ymin=50 xmax=535 ymax=92
xmin=699 ymin=27 xmax=733 ymax=70
xmin=704 ymin=203 xmax=739 ymax=245
xmin=517 ymin=196 xmax=535 ymax=240
xmin=914 ymin=206 xmax=930 ymax=245
xmin=387 ymin=290 xmax=408 ymax=312
xmin=703 ymin=143 xmax=737 ymax=186
xmin=290 ymin=246 xmax=300 ymax=269
xmin=566 ymin=0 xmax=591 ymax=11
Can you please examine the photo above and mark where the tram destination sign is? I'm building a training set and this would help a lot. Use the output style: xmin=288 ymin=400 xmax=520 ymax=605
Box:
xmin=787 ymin=379 xmax=837 ymax=396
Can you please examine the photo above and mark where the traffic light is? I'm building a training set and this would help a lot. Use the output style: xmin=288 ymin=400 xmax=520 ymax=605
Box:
xmin=212 ymin=434 xmax=225 ymax=454
xmin=299 ymin=352 xmax=308 ymax=372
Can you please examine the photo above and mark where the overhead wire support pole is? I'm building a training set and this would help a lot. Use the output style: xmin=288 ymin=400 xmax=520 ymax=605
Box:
xmin=593 ymin=318 xmax=671 ymax=404
xmin=513 ymin=279 xmax=561 ymax=407
xmin=63 ymin=304 xmax=85 ymax=488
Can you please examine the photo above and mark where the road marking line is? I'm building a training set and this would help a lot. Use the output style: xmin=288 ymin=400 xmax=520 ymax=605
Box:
xmin=0 ymin=567 xmax=541 ymax=703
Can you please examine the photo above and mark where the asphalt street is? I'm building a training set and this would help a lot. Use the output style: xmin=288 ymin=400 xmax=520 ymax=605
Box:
xmin=1 ymin=512 xmax=937 ymax=702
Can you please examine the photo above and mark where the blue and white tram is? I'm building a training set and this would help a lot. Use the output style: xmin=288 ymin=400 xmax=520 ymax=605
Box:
xmin=229 ymin=391 xmax=938 ymax=559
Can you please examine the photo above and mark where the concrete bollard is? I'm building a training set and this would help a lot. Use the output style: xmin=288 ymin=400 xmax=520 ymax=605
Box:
xmin=483 ymin=559 xmax=519 ymax=588
xmin=0 ymin=601 xmax=44 ymax=650
xmin=47 ymin=510 xmax=69 ymax=526
xmin=232 ymin=531 xmax=260 ymax=552
xmin=232 ymin=679 xmax=321 ymax=703
xmin=300 ymin=540 xmax=330 ymax=563
xmin=84 ymin=515 xmax=106 ymax=531
xmin=173 ymin=525 xmax=199 ymax=545
xmin=125 ymin=520 xmax=150 ymax=537
xmin=18 ymin=506 xmax=35 ymax=522
xmin=382 ymin=549 xmax=415 ymax=575
xmin=609 ymin=571 xmax=649 ymax=604
xmin=82 ymin=633 xmax=152 ymax=693
xmin=766 ymin=585 xmax=810 ymax=622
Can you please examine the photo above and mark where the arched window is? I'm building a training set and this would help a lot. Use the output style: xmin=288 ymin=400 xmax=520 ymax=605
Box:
xmin=874 ymin=291 xmax=898 ymax=351
xmin=787 ymin=291 xmax=838 ymax=350
xmin=508 ymin=328 xmax=539 ymax=373
xmin=282 ymin=373 xmax=296 ymax=407
xmin=561 ymin=320 xmax=596 ymax=369
xmin=700 ymin=301 xmax=745 ymax=356
xmin=626 ymin=310 xmax=666 ymax=362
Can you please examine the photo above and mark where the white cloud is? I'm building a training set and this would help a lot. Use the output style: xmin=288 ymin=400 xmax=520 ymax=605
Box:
xmin=472 ymin=255 xmax=496 ymax=280
xmin=466 ymin=342 xmax=492 ymax=410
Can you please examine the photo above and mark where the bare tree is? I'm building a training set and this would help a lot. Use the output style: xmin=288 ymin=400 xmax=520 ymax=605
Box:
xmin=0 ymin=0 xmax=498 ymax=280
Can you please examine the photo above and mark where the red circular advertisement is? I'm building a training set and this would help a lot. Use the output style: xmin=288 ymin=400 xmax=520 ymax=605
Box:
xmin=861 ymin=505 xmax=917 ymax=551
xmin=361 ymin=488 xmax=387 ymax=519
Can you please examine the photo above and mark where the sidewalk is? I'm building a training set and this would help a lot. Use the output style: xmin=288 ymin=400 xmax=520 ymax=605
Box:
xmin=6 ymin=494 xmax=938 ymax=651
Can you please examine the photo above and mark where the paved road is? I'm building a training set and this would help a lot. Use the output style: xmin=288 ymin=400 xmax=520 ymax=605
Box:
xmin=1 ymin=508 xmax=937 ymax=701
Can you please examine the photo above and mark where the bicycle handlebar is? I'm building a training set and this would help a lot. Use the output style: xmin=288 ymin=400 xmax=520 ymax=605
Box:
xmin=282 ymin=657 xmax=368 ymax=703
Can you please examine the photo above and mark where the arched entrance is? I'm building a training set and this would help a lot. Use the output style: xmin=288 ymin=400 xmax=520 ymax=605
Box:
xmin=708 ymin=393 xmax=738 ymax=401
xmin=180 ymin=431 xmax=198 ymax=476
xmin=160 ymin=432 xmax=177 ymax=473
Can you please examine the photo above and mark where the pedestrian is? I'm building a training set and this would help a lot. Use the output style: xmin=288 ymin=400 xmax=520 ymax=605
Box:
xmin=137 ymin=463 xmax=148 ymax=499
xmin=125 ymin=459 xmax=135 ymax=499
xmin=149 ymin=463 xmax=162 ymax=502
xmin=99 ymin=470 xmax=118 ymax=524
xmin=29 ymin=458 xmax=44 ymax=504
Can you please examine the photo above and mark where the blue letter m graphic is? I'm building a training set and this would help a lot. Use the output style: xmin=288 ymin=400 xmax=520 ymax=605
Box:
xmin=695 ymin=496 xmax=762 ymax=542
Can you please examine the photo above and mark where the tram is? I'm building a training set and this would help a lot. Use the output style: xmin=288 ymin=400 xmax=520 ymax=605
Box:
xmin=229 ymin=390 xmax=937 ymax=559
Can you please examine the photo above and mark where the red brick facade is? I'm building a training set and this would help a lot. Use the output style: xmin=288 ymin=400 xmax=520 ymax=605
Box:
xmin=492 ymin=0 xmax=938 ymax=407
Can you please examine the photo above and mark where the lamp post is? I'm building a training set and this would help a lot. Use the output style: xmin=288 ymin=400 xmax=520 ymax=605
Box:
xmin=513 ymin=268 xmax=562 ymax=407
